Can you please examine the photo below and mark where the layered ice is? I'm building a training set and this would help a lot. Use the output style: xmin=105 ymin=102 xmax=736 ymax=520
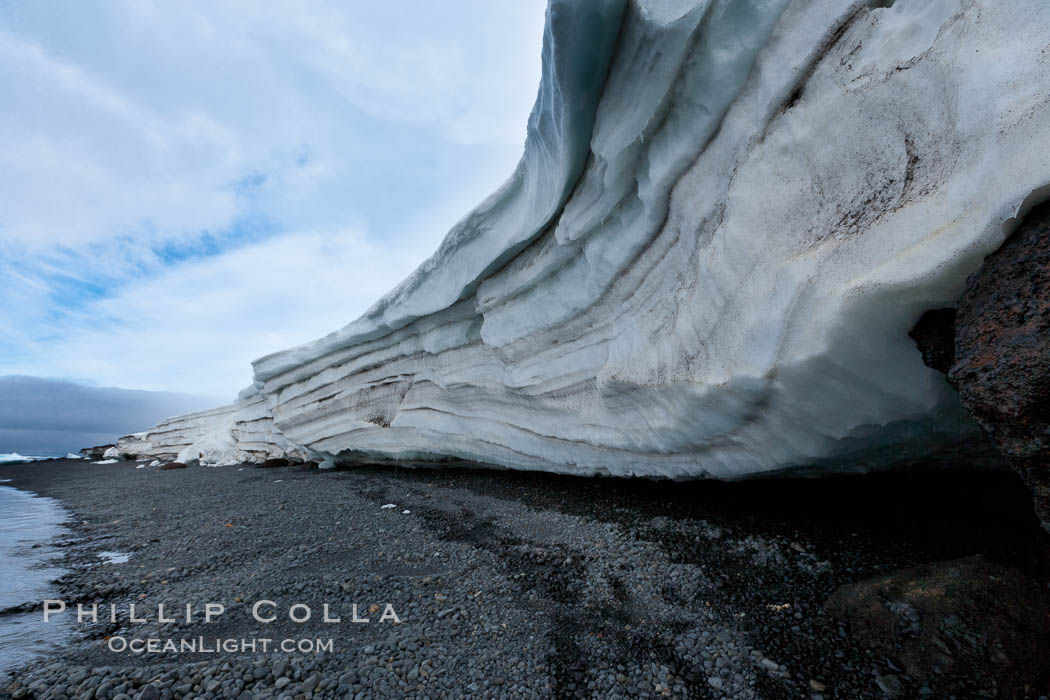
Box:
xmin=117 ymin=0 xmax=1050 ymax=477
xmin=113 ymin=387 xmax=305 ymax=466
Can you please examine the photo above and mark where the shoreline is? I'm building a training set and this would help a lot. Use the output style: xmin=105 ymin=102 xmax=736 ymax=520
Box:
xmin=1 ymin=458 xmax=1047 ymax=698
xmin=0 ymin=484 xmax=71 ymax=677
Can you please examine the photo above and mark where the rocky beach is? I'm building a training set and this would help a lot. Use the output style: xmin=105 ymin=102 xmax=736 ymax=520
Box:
xmin=1 ymin=457 xmax=1048 ymax=699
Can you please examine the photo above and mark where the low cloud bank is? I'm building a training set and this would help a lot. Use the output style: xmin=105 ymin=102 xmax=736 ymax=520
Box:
xmin=0 ymin=375 xmax=223 ymax=455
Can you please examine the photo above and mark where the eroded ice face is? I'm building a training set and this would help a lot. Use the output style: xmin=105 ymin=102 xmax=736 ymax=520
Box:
xmin=124 ymin=0 xmax=1050 ymax=479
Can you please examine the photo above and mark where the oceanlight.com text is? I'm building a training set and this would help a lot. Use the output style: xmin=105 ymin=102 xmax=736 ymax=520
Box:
xmin=105 ymin=636 xmax=335 ymax=654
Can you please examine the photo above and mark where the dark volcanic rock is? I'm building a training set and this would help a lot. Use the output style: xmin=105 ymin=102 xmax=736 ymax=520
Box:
xmin=159 ymin=462 xmax=187 ymax=470
xmin=79 ymin=444 xmax=115 ymax=460
xmin=909 ymin=308 xmax=957 ymax=375
xmin=949 ymin=200 xmax=1050 ymax=527
xmin=825 ymin=555 xmax=1050 ymax=699
xmin=259 ymin=457 xmax=289 ymax=468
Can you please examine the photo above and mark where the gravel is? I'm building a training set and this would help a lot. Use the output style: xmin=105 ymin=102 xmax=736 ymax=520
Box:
xmin=0 ymin=458 xmax=1040 ymax=698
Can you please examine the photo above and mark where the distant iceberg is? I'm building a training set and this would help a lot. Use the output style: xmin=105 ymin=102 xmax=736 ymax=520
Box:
xmin=0 ymin=453 xmax=71 ymax=464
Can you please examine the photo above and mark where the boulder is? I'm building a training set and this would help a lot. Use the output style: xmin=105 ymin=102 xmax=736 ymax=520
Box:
xmin=159 ymin=462 xmax=187 ymax=471
xmin=826 ymin=555 xmax=1050 ymax=697
xmin=79 ymin=445 xmax=114 ymax=461
xmin=948 ymin=201 xmax=1050 ymax=528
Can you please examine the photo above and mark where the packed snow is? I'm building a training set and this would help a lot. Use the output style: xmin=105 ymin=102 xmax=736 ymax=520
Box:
xmin=110 ymin=0 xmax=1050 ymax=479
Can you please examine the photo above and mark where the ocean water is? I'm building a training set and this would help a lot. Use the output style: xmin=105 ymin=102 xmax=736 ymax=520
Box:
xmin=0 ymin=485 xmax=71 ymax=674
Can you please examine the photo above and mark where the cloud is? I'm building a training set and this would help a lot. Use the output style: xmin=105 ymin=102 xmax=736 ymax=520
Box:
xmin=0 ymin=375 xmax=222 ymax=454
xmin=0 ymin=1 xmax=545 ymax=249
xmin=3 ymin=228 xmax=443 ymax=396
xmin=0 ymin=1 xmax=546 ymax=395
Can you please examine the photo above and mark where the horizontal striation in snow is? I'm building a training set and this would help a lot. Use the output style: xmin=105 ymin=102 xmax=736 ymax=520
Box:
xmin=123 ymin=0 xmax=1050 ymax=477
xmin=114 ymin=390 xmax=304 ymax=466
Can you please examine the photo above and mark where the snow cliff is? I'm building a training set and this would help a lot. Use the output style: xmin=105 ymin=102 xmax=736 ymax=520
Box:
xmin=118 ymin=0 xmax=1050 ymax=477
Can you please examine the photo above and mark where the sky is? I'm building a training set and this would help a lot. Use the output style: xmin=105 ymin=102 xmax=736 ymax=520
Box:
xmin=0 ymin=1 xmax=547 ymax=407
